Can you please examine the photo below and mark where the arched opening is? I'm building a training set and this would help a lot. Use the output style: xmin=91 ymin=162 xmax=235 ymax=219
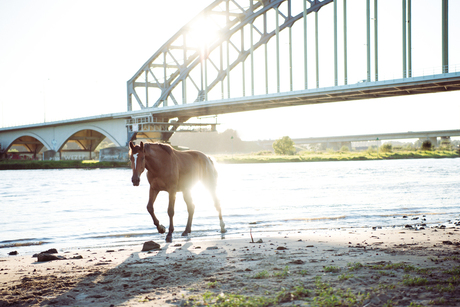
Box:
xmin=6 ymin=136 xmax=47 ymax=160
xmin=59 ymin=129 xmax=115 ymax=161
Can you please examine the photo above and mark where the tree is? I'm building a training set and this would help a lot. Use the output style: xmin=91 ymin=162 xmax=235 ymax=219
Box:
xmin=380 ymin=143 xmax=392 ymax=153
xmin=421 ymin=140 xmax=432 ymax=151
xmin=273 ymin=136 xmax=296 ymax=155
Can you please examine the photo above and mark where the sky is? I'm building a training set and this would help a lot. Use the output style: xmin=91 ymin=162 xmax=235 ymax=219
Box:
xmin=0 ymin=0 xmax=459 ymax=142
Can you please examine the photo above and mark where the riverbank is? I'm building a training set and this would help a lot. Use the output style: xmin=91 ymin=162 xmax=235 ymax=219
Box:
xmin=215 ymin=150 xmax=459 ymax=163
xmin=0 ymin=150 xmax=457 ymax=169
xmin=0 ymin=160 xmax=129 ymax=170
xmin=1 ymin=227 xmax=459 ymax=307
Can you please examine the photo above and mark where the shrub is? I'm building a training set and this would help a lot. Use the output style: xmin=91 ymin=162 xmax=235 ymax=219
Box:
xmin=439 ymin=140 xmax=452 ymax=151
xmin=340 ymin=145 xmax=350 ymax=152
xmin=366 ymin=146 xmax=377 ymax=154
xmin=380 ymin=143 xmax=392 ymax=152
xmin=421 ymin=140 xmax=432 ymax=151
xmin=272 ymin=136 xmax=296 ymax=155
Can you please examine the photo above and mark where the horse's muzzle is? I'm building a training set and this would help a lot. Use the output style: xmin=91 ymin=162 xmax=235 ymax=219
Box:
xmin=132 ymin=176 xmax=140 ymax=186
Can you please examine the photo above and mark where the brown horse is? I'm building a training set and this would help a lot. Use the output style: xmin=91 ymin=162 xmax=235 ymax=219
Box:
xmin=129 ymin=141 xmax=226 ymax=242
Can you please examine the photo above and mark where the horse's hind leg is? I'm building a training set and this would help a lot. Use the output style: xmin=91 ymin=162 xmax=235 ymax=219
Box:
xmin=165 ymin=192 xmax=176 ymax=243
xmin=182 ymin=190 xmax=195 ymax=236
xmin=210 ymin=188 xmax=226 ymax=233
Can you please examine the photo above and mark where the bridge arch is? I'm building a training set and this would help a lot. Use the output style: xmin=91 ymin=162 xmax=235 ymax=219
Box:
xmin=127 ymin=0 xmax=333 ymax=112
xmin=4 ymin=133 xmax=51 ymax=159
xmin=57 ymin=125 xmax=122 ymax=159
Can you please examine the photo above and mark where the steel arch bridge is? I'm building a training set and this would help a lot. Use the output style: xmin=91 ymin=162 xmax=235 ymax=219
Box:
xmin=2 ymin=0 xmax=460 ymax=160
xmin=126 ymin=0 xmax=460 ymax=142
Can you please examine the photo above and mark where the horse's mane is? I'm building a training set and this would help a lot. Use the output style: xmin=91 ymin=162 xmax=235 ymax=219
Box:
xmin=149 ymin=142 xmax=173 ymax=155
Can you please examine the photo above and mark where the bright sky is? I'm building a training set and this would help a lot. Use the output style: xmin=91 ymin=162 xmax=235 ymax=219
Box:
xmin=0 ymin=0 xmax=459 ymax=141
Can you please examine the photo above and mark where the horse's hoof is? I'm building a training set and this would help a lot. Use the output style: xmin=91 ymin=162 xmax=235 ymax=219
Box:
xmin=158 ymin=225 xmax=166 ymax=234
xmin=165 ymin=235 xmax=173 ymax=243
xmin=181 ymin=231 xmax=190 ymax=237
xmin=221 ymin=228 xmax=227 ymax=233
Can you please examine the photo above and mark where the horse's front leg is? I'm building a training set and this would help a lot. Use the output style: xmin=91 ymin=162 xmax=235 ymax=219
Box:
xmin=166 ymin=192 xmax=176 ymax=243
xmin=146 ymin=188 xmax=166 ymax=234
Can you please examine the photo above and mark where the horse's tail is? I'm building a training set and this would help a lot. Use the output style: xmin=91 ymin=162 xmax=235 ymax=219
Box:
xmin=204 ymin=155 xmax=218 ymax=186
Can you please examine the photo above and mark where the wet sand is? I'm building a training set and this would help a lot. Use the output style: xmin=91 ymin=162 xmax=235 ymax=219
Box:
xmin=1 ymin=227 xmax=459 ymax=306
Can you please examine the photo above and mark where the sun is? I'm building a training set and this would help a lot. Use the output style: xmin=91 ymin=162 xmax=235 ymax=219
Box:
xmin=187 ymin=15 xmax=221 ymax=50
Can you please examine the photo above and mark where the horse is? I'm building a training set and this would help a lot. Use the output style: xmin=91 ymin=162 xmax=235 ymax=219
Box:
xmin=129 ymin=141 xmax=226 ymax=242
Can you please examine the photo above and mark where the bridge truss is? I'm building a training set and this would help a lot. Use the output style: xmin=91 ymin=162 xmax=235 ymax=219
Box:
xmin=126 ymin=0 xmax=457 ymax=142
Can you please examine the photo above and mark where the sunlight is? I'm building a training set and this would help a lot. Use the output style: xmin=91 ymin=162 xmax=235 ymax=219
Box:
xmin=190 ymin=183 xmax=214 ymax=208
xmin=187 ymin=16 xmax=220 ymax=50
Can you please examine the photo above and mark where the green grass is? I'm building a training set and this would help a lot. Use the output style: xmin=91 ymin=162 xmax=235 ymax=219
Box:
xmin=347 ymin=262 xmax=364 ymax=271
xmin=338 ymin=273 xmax=354 ymax=281
xmin=273 ymin=266 xmax=290 ymax=279
xmin=402 ymin=275 xmax=428 ymax=286
xmin=252 ymin=270 xmax=269 ymax=279
xmin=215 ymin=150 xmax=459 ymax=164
xmin=323 ymin=266 xmax=341 ymax=273
xmin=0 ymin=159 xmax=129 ymax=170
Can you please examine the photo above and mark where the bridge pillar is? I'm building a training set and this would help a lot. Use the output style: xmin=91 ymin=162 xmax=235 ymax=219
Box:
xmin=44 ymin=150 xmax=58 ymax=160
xmin=100 ymin=147 xmax=129 ymax=162
xmin=419 ymin=137 xmax=438 ymax=147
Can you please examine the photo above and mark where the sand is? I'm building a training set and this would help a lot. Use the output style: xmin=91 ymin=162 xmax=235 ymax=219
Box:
xmin=1 ymin=226 xmax=459 ymax=307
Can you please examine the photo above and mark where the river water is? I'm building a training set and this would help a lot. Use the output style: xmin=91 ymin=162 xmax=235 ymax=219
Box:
xmin=1 ymin=158 xmax=459 ymax=257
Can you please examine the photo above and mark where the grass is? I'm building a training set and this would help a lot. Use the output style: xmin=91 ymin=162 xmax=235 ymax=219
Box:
xmin=402 ymin=275 xmax=428 ymax=286
xmin=183 ymin=259 xmax=460 ymax=307
xmin=0 ymin=159 xmax=129 ymax=170
xmin=252 ymin=270 xmax=269 ymax=279
xmin=338 ymin=273 xmax=354 ymax=281
xmin=215 ymin=149 xmax=459 ymax=164
xmin=251 ymin=266 xmax=290 ymax=279
xmin=323 ymin=266 xmax=341 ymax=273
xmin=347 ymin=262 xmax=364 ymax=271
xmin=273 ymin=266 xmax=290 ymax=279
xmin=2 ymin=149 xmax=457 ymax=169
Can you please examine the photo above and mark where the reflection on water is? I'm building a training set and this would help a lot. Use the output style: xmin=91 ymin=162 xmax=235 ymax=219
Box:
xmin=1 ymin=158 xmax=459 ymax=256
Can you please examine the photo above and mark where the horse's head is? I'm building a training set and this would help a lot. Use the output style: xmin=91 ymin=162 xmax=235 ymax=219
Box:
xmin=129 ymin=141 xmax=145 ymax=186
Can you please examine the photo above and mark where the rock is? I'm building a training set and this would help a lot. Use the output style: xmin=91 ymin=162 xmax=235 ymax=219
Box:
xmin=206 ymin=246 xmax=218 ymax=250
xmin=43 ymin=248 xmax=58 ymax=254
xmin=33 ymin=248 xmax=58 ymax=257
xmin=277 ymin=246 xmax=287 ymax=250
xmin=37 ymin=253 xmax=65 ymax=262
xmin=142 ymin=241 xmax=161 ymax=251
xmin=8 ymin=251 xmax=18 ymax=255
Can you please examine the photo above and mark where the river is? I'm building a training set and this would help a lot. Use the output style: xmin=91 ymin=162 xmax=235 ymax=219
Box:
xmin=1 ymin=158 xmax=459 ymax=257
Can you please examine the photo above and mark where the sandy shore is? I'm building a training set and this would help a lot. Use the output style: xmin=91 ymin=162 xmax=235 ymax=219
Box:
xmin=1 ymin=227 xmax=459 ymax=307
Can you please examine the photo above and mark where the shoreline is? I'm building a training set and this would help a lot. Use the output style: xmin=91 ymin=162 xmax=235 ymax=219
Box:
xmin=0 ymin=151 xmax=458 ymax=170
xmin=1 ymin=227 xmax=459 ymax=306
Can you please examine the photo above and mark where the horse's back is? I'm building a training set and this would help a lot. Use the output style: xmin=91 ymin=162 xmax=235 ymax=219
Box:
xmin=175 ymin=150 xmax=217 ymax=188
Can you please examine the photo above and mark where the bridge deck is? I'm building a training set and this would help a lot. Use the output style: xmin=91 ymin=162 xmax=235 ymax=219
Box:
xmin=1 ymin=72 xmax=460 ymax=134
xmin=125 ymin=72 xmax=460 ymax=119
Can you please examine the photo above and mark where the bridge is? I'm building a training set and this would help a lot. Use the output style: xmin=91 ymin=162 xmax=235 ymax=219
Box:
xmin=1 ymin=0 xmax=459 ymax=160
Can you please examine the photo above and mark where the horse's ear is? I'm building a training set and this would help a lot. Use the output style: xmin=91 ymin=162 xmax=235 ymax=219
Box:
xmin=129 ymin=141 xmax=135 ymax=150
xmin=140 ymin=141 xmax=144 ymax=151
